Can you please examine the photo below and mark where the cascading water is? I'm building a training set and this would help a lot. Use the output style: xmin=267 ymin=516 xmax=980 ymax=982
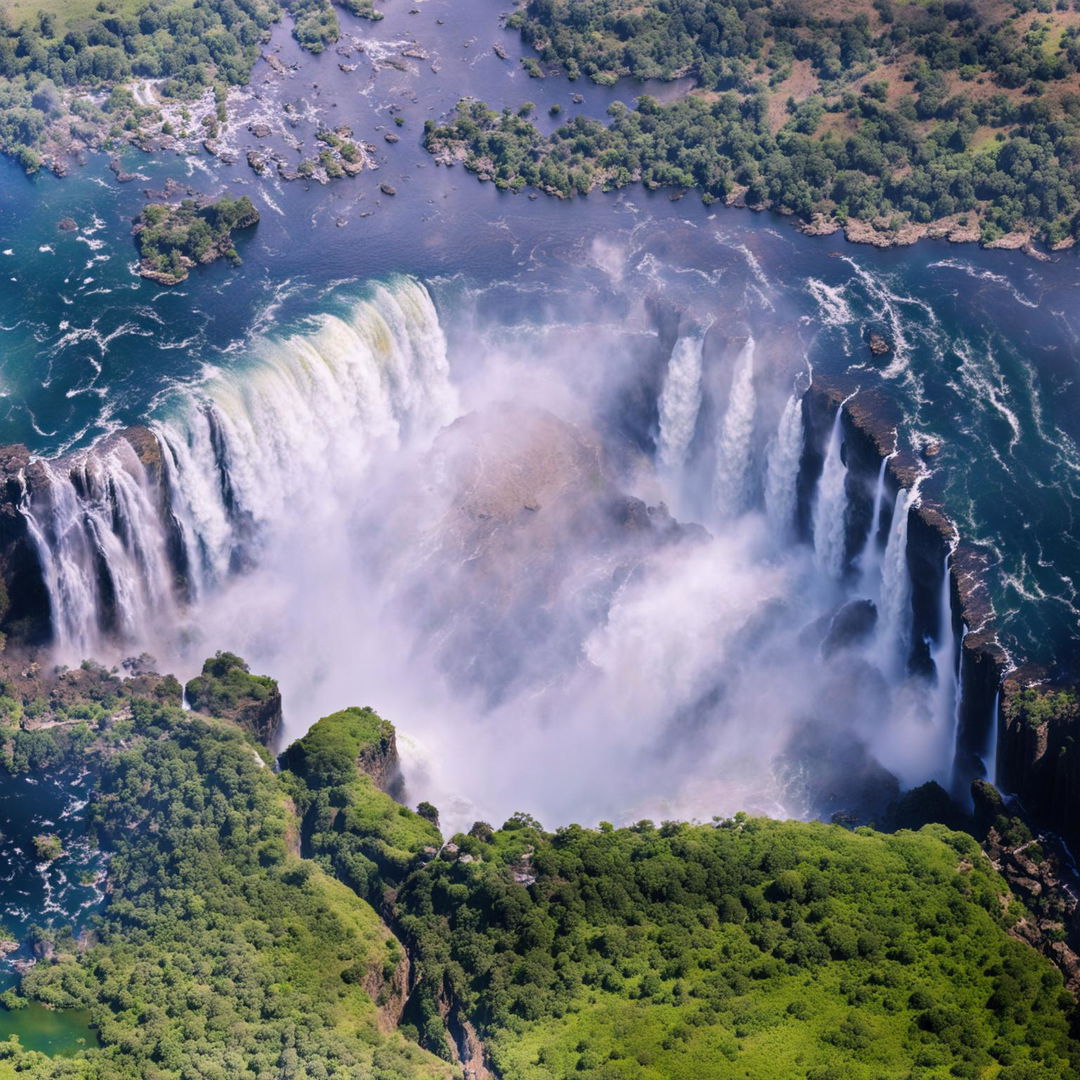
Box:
xmin=878 ymin=485 xmax=915 ymax=675
xmin=929 ymin=554 xmax=960 ymax=785
xmin=20 ymin=278 xmax=457 ymax=660
xmin=983 ymin=690 xmax=1001 ymax=788
xmin=12 ymin=273 xmax=969 ymax=830
xmin=21 ymin=439 xmax=181 ymax=660
xmin=712 ymin=336 xmax=756 ymax=519
xmin=764 ymin=391 xmax=804 ymax=538
xmin=812 ymin=408 xmax=848 ymax=578
xmin=857 ymin=456 xmax=890 ymax=583
xmin=656 ymin=329 xmax=707 ymax=473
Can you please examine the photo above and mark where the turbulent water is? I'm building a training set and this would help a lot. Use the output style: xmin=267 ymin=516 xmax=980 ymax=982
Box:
xmin=0 ymin=0 xmax=1077 ymax=832
xmin=9 ymin=273 xmax=986 ymax=830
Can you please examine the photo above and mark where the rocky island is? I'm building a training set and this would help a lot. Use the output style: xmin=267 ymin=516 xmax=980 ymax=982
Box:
xmin=133 ymin=194 xmax=259 ymax=284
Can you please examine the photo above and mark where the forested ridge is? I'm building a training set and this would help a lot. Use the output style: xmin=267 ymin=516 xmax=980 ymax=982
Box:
xmin=0 ymin=660 xmax=1075 ymax=1078
xmin=426 ymin=0 xmax=1080 ymax=247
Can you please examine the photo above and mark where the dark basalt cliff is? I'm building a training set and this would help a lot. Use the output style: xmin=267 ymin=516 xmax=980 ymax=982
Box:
xmin=801 ymin=378 xmax=1078 ymax=839
xmin=997 ymin=674 xmax=1080 ymax=849
xmin=0 ymin=445 xmax=50 ymax=645
xmin=0 ymin=425 xmax=190 ymax=649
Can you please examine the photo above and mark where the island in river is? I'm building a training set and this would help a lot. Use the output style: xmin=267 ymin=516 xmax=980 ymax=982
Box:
xmin=0 ymin=0 xmax=1078 ymax=253
xmin=133 ymin=194 xmax=259 ymax=284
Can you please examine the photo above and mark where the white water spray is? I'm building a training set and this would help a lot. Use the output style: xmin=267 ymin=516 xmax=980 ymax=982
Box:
xmin=764 ymin=392 xmax=804 ymax=538
xmin=878 ymin=485 xmax=916 ymax=675
xmin=984 ymin=690 xmax=1000 ymax=788
xmin=929 ymin=555 xmax=960 ymax=785
xmin=857 ymin=455 xmax=890 ymax=582
xmin=712 ymin=337 xmax=757 ymax=519
xmin=812 ymin=408 xmax=848 ymax=578
xmin=656 ymin=329 xmax=706 ymax=472
xmin=21 ymin=440 xmax=181 ymax=660
xmin=21 ymin=278 xmax=457 ymax=660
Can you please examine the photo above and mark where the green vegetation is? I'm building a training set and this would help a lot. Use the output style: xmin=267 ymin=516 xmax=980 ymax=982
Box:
xmin=134 ymin=194 xmax=259 ymax=284
xmin=288 ymin=0 xmax=382 ymax=53
xmin=428 ymin=0 xmax=1080 ymax=246
xmin=0 ymin=0 xmax=388 ymax=170
xmin=1004 ymin=685 xmax=1080 ymax=730
xmin=396 ymin=813 xmax=1080 ymax=1079
xmin=31 ymin=834 xmax=62 ymax=861
xmin=0 ymin=658 xmax=1077 ymax=1079
xmin=0 ymin=695 xmax=455 ymax=1080
xmin=0 ymin=0 xmax=280 ymax=168
xmin=280 ymin=706 xmax=442 ymax=905
xmin=185 ymin=649 xmax=280 ymax=743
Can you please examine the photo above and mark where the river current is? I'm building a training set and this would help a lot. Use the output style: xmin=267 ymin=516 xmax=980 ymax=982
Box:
xmin=0 ymin=0 xmax=1078 ymax=828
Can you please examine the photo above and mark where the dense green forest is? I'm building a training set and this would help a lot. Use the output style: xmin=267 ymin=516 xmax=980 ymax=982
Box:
xmin=0 ymin=661 xmax=1075 ymax=1078
xmin=134 ymin=194 xmax=259 ymax=283
xmin=0 ymin=686 xmax=455 ymax=1080
xmin=427 ymin=0 xmax=1080 ymax=245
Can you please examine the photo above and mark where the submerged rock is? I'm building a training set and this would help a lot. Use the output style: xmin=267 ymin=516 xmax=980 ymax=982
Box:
xmin=822 ymin=599 xmax=878 ymax=657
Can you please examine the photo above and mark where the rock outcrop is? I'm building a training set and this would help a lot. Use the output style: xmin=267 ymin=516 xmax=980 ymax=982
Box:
xmin=185 ymin=652 xmax=282 ymax=748
xmin=801 ymin=378 xmax=1008 ymax=799
xmin=0 ymin=445 xmax=51 ymax=645
xmin=997 ymin=675 xmax=1080 ymax=848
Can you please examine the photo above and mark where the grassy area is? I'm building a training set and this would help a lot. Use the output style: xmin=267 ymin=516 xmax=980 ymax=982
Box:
xmin=280 ymin=706 xmax=443 ymax=905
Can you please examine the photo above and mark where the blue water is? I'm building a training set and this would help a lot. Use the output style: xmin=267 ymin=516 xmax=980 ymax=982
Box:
xmin=0 ymin=0 xmax=1077 ymax=672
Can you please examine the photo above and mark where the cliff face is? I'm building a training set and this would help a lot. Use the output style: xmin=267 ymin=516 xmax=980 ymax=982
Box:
xmin=0 ymin=425 xmax=191 ymax=650
xmin=184 ymin=652 xmax=282 ymax=748
xmin=802 ymin=380 xmax=1007 ymax=799
xmin=998 ymin=677 xmax=1080 ymax=848
xmin=0 ymin=445 xmax=50 ymax=645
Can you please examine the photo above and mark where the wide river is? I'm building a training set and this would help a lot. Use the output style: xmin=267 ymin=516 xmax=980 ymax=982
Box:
xmin=0 ymin=0 xmax=1078 ymax=681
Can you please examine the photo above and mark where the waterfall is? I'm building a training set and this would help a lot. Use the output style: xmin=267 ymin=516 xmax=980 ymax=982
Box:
xmin=929 ymin=555 xmax=960 ymax=783
xmin=983 ymin=690 xmax=1000 ymax=787
xmin=812 ymin=409 xmax=848 ymax=577
xmin=877 ymin=486 xmax=914 ymax=674
xmin=21 ymin=439 xmax=181 ymax=660
xmin=857 ymin=456 xmax=890 ymax=581
xmin=20 ymin=277 xmax=457 ymax=659
xmin=712 ymin=337 xmax=757 ymax=519
xmin=656 ymin=329 xmax=706 ymax=472
xmin=764 ymin=392 xmax=804 ymax=538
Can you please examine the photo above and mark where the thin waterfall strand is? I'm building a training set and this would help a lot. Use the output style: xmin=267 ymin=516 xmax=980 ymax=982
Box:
xmin=984 ymin=690 xmax=1000 ymax=787
xmin=812 ymin=409 xmax=848 ymax=577
xmin=764 ymin=392 xmax=804 ymax=538
xmin=656 ymin=330 xmax=706 ymax=472
xmin=878 ymin=485 xmax=915 ymax=675
xmin=712 ymin=337 xmax=757 ymax=519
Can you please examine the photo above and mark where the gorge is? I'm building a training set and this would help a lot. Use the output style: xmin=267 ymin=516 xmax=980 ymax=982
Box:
xmin=0 ymin=273 xmax=1040 ymax=836
xmin=0 ymin=0 xmax=1079 ymax=1074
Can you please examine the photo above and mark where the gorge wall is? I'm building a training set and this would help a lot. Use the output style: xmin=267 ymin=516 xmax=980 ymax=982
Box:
xmin=0 ymin=277 xmax=1073 ymax=840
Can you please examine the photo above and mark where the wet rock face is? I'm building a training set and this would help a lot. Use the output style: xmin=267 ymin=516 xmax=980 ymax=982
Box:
xmin=0 ymin=444 xmax=51 ymax=645
xmin=975 ymin=780 xmax=1080 ymax=992
xmin=803 ymin=377 xmax=1007 ymax=799
xmin=998 ymin=676 xmax=1080 ymax=849
xmin=822 ymin=599 xmax=877 ymax=657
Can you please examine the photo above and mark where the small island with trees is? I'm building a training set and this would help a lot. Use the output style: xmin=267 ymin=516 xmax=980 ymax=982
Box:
xmin=133 ymin=194 xmax=259 ymax=285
